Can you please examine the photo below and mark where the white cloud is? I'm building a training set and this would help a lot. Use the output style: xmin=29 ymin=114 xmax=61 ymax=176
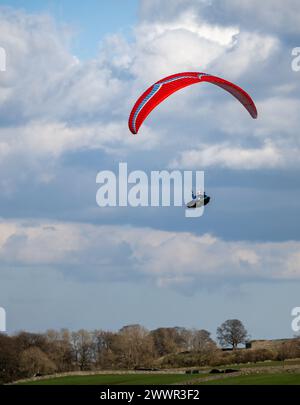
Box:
xmin=208 ymin=0 xmax=300 ymax=36
xmin=214 ymin=31 xmax=279 ymax=79
xmin=171 ymin=141 xmax=284 ymax=170
xmin=0 ymin=120 xmax=158 ymax=159
xmin=0 ymin=3 xmax=299 ymax=180
xmin=112 ymin=9 xmax=239 ymax=86
xmin=0 ymin=219 xmax=299 ymax=290
xmin=140 ymin=0 xmax=300 ymax=36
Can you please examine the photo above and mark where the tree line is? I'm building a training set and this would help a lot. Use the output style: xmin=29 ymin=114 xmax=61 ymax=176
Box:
xmin=0 ymin=319 xmax=299 ymax=383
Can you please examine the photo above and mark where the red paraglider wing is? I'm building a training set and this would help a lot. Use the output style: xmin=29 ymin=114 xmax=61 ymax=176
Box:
xmin=128 ymin=72 xmax=257 ymax=134
xmin=203 ymin=75 xmax=258 ymax=120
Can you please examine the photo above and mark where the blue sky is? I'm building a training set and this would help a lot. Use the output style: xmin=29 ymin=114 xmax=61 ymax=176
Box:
xmin=0 ymin=0 xmax=139 ymax=58
xmin=0 ymin=0 xmax=300 ymax=340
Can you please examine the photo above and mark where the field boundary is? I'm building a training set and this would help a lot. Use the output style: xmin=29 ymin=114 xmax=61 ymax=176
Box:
xmin=180 ymin=364 xmax=300 ymax=385
xmin=10 ymin=364 xmax=300 ymax=385
xmin=9 ymin=369 xmax=187 ymax=385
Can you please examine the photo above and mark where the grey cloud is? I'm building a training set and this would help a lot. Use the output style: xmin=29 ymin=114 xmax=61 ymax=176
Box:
xmin=139 ymin=0 xmax=300 ymax=37
xmin=1 ymin=220 xmax=300 ymax=290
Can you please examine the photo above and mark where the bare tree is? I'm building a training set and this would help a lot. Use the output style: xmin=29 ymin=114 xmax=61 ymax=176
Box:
xmin=151 ymin=327 xmax=185 ymax=356
xmin=92 ymin=330 xmax=118 ymax=368
xmin=0 ymin=333 xmax=19 ymax=383
xmin=15 ymin=331 xmax=49 ymax=353
xmin=276 ymin=340 xmax=299 ymax=362
xmin=190 ymin=329 xmax=217 ymax=365
xmin=116 ymin=324 xmax=154 ymax=368
xmin=45 ymin=329 xmax=74 ymax=371
xmin=192 ymin=329 xmax=216 ymax=352
xmin=217 ymin=319 xmax=248 ymax=349
xmin=71 ymin=330 xmax=94 ymax=370
xmin=20 ymin=347 xmax=56 ymax=377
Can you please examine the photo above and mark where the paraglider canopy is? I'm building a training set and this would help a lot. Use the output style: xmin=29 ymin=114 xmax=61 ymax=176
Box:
xmin=129 ymin=72 xmax=257 ymax=134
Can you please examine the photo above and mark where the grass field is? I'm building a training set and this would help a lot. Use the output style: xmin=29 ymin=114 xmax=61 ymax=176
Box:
xmin=216 ymin=359 xmax=300 ymax=370
xmin=199 ymin=372 xmax=300 ymax=385
xmin=17 ymin=371 xmax=300 ymax=385
xmin=15 ymin=359 xmax=300 ymax=385
xmin=18 ymin=373 xmax=209 ymax=385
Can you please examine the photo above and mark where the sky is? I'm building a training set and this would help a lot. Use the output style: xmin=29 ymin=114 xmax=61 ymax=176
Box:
xmin=0 ymin=0 xmax=300 ymax=340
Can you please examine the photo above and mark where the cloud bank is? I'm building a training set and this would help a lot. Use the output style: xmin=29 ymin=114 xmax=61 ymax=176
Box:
xmin=1 ymin=219 xmax=299 ymax=291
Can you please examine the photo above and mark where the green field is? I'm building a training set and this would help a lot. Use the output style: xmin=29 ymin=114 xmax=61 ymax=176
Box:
xmin=16 ymin=360 xmax=300 ymax=385
xmin=17 ymin=371 xmax=300 ymax=385
xmin=217 ymin=359 xmax=300 ymax=370
xmin=18 ymin=373 xmax=208 ymax=385
xmin=199 ymin=373 xmax=300 ymax=385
